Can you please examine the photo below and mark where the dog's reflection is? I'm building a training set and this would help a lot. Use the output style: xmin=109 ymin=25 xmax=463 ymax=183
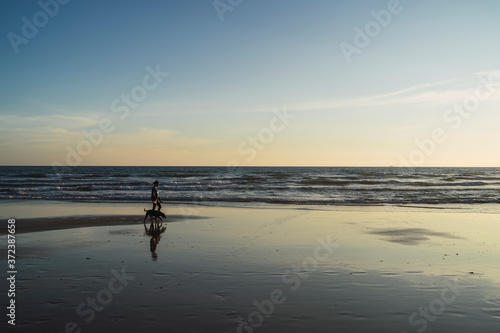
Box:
xmin=144 ymin=221 xmax=167 ymax=260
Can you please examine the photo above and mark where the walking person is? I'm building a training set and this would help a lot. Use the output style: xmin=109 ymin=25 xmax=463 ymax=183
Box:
xmin=151 ymin=180 xmax=162 ymax=211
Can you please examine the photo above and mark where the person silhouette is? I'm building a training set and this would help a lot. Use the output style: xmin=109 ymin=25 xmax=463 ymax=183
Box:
xmin=151 ymin=180 xmax=162 ymax=211
xmin=144 ymin=221 xmax=167 ymax=260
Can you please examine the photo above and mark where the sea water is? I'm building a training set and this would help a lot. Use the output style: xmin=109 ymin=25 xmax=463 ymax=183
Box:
xmin=1 ymin=166 xmax=500 ymax=211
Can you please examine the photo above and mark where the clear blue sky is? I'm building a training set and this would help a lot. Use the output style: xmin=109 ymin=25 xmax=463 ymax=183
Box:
xmin=1 ymin=0 xmax=500 ymax=166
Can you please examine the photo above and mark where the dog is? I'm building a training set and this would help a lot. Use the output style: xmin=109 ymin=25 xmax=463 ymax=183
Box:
xmin=143 ymin=209 xmax=166 ymax=225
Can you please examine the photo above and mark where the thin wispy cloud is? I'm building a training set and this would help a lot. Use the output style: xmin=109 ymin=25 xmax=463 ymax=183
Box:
xmin=0 ymin=127 xmax=81 ymax=147
xmin=0 ymin=114 xmax=100 ymax=129
xmin=289 ymin=73 xmax=500 ymax=112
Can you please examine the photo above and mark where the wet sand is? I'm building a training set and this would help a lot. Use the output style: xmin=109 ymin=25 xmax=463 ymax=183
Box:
xmin=0 ymin=214 xmax=208 ymax=234
xmin=1 ymin=204 xmax=499 ymax=332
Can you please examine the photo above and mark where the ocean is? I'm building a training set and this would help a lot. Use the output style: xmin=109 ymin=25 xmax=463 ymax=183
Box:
xmin=1 ymin=166 xmax=500 ymax=211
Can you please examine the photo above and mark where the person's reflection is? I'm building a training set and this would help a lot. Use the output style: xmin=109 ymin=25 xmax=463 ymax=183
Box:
xmin=144 ymin=222 xmax=167 ymax=260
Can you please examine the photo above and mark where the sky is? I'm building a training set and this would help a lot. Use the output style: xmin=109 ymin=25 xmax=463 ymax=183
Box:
xmin=1 ymin=0 xmax=500 ymax=167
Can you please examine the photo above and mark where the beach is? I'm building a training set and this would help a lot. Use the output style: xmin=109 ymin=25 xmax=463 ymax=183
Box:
xmin=1 ymin=202 xmax=499 ymax=332
xmin=3 ymin=0 xmax=500 ymax=331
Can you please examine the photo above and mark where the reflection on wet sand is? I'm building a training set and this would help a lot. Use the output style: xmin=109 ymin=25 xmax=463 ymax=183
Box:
xmin=144 ymin=222 xmax=167 ymax=260
xmin=367 ymin=228 xmax=464 ymax=245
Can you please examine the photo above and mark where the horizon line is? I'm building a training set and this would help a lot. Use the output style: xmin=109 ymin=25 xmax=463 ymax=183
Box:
xmin=1 ymin=165 xmax=500 ymax=168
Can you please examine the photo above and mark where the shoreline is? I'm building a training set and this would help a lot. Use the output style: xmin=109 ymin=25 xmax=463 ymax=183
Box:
xmin=2 ymin=198 xmax=499 ymax=216
xmin=1 ymin=199 xmax=499 ymax=234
